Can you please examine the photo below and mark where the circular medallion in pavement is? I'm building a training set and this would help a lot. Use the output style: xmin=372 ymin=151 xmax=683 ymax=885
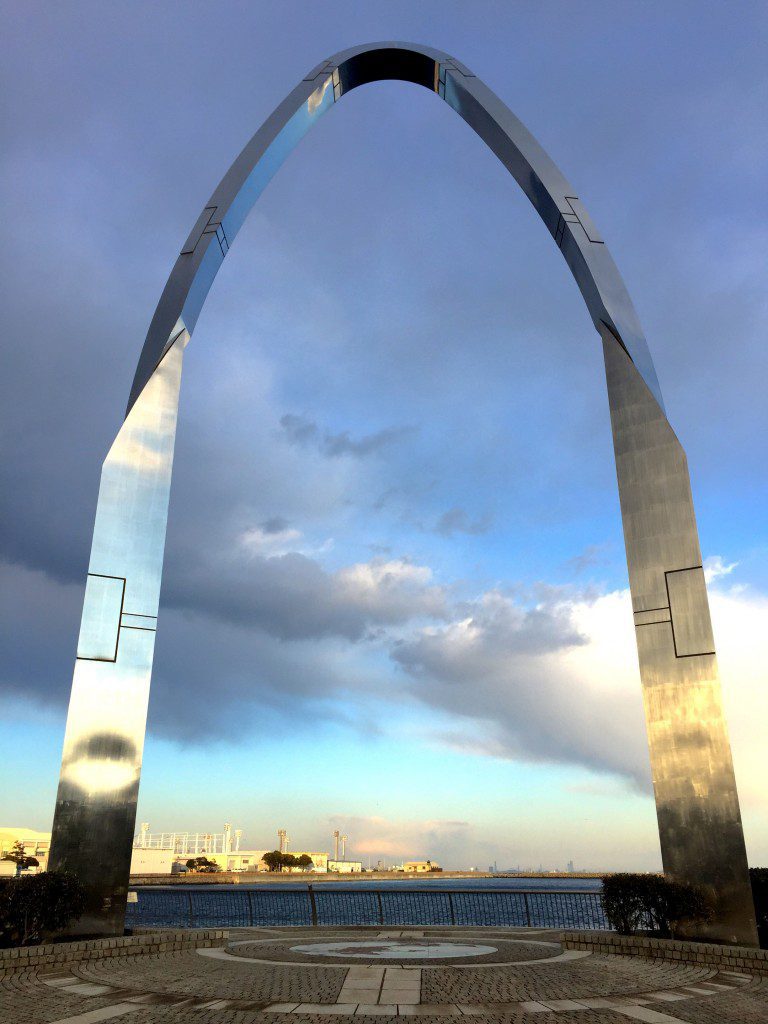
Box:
xmin=289 ymin=939 xmax=498 ymax=960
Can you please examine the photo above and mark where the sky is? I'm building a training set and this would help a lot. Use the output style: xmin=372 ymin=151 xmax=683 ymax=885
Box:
xmin=1 ymin=0 xmax=766 ymax=872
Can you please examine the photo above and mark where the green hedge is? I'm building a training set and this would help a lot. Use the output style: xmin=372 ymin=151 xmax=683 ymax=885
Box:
xmin=601 ymin=873 xmax=713 ymax=938
xmin=0 ymin=872 xmax=86 ymax=947
xmin=750 ymin=868 xmax=768 ymax=948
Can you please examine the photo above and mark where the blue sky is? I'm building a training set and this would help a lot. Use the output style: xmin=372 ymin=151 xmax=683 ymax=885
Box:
xmin=1 ymin=1 xmax=766 ymax=870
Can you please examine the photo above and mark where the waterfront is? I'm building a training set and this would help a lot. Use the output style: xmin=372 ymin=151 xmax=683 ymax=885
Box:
xmin=141 ymin=876 xmax=604 ymax=891
xmin=129 ymin=873 xmax=605 ymax=890
xmin=126 ymin=878 xmax=607 ymax=931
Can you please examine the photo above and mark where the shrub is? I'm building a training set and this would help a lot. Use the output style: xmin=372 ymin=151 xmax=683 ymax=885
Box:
xmin=601 ymin=873 xmax=653 ymax=934
xmin=0 ymin=872 xmax=87 ymax=947
xmin=184 ymin=857 xmax=220 ymax=873
xmin=601 ymin=873 xmax=713 ymax=938
xmin=750 ymin=867 xmax=768 ymax=949
xmin=650 ymin=879 xmax=714 ymax=938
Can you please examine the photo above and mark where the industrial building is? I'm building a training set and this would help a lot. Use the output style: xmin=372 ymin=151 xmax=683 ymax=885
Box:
xmin=327 ymin=859 xmax=363 ymax=873
xmin=403 ymin=861 xmax=442 ymax=873
xmin=131 ymin=824 xmax=329 ymax=873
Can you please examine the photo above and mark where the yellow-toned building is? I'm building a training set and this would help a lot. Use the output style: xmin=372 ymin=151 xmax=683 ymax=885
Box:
xmin=0 ymin=827 xmax=51 ymax=872
xmin=403 ymin=860 xmax=441 ymax=873
xmin=187 ymin=850 xmax=329 ymax=873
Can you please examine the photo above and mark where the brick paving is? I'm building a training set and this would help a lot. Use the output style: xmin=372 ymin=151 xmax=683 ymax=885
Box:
xmin=656 ymin=976 xmax=768 ymax=1023
xmin=419 ymin=958 xmax=713 ymax=1002
xmin=0 ymin=928 xmax=766 ymax=1023
xmin=75 ymin=950 xmax=346 ymax=1003
xmin=0 ymin=967 xmax=126 ymax=1024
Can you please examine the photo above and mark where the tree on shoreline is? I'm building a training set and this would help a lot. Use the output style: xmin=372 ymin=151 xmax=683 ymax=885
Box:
xmin=262 ymin=851 xmax=314 ymax=872
xmin=1 ymin=842 xmax=39 ymax=873
xmin=184 ymin=856 xmax=220 ymax=873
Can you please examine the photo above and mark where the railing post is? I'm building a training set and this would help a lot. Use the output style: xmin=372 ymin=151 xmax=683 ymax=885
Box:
xmin=247 ymin=889 xmax=254 ymax=927
xmin=308 ymin=884 xmax=318 ymax=927
xmin=448 ymin=891 xmax=455 ymax=926
xmin=187 ymin=890 xmax=195 ymax=928
xmin=523 ymin=892 xmax=531 ymax=927
xmin=376 ymin=891 xmax=384 ymax=926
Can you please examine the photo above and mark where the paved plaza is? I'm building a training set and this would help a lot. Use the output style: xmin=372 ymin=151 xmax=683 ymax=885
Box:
xmin=2 ymin=928 xmax=767 ymax=1024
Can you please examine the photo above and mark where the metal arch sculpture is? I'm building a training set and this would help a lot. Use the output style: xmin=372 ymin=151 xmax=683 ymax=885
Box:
xmin=48 ymin=42 xmax=757 ymax=944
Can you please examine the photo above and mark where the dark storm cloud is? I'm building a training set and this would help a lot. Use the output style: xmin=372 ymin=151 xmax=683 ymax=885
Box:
xmin=434 ymin=507 xmax=492 ymax=537
xmin=1 ymin=2 xmax=766 ymax=791
xmin=260 ymin=516 xmax=291 ymax=535
xmin=162 ymin=549 xmax=448 ymax=641
xmin=565 ymin=544 xmax=612 ymax=576
xmin=0 ymin=557 xmax=652 ymax=785
xmin=280 ymin=413 xmax=415 ymax=458
xmin=0 ymin=560 xmax=376 ymax=744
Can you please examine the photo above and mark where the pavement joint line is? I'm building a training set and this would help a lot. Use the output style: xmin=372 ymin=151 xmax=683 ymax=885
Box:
xmin=376 ymin=966 xmax=387 ymax=1004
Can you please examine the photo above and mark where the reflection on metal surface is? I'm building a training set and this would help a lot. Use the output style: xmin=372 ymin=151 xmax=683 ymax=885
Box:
xmin=49 ymin=42 xmax=756 ymax=944
xmin=602 ymin=326 xmax=756 ymax=945
xmin=48 ymin=335 xmax=186 ymax=935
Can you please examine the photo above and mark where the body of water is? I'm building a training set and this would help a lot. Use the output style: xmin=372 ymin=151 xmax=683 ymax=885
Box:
xmin=127 ymin=876 xmax=607 ymax=931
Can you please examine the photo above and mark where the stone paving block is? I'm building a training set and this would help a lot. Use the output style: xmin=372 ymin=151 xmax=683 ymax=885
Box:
xmin=398 ymin=1005 xmax=461 ymax=1016
xmin=295 ymin=1005 xmax=358 ymax=1015
xmin=644 ymin=991 xmax=688 ymax=1002
xmin=49 ymin=1003 xmax=141 ymax=1024
xmin=381 ymin=990 xmax=420 ymax=1004
xmin=65 ymin=983 xmax=116 ymax=996
xmin=615 ymin=1008 xmax=688 ymax=1023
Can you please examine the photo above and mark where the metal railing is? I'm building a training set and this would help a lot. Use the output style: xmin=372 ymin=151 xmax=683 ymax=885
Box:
xmin=125 ymin=886 xmax=609 ymax=930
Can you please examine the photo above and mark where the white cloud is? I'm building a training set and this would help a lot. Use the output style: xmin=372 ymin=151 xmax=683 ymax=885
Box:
xmin=335 ymin=558 xmax=448 ymax=624
xmin=394 ymin=587 xmax=649 ymax=785
xmin=240 ymin=523 xmax=304 ymax=554
xmin=326 ymin=814 xmax=472 ymax=864
xmin=704 ymin=554 xmax=738 ymax=583
xmin=393 ymin=575 xmax=768 ymax=847
xmin=239 ymin=522 xmax=333 ymax=559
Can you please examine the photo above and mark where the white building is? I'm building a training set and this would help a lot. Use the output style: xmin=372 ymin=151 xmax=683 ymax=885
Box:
xmin=130 ymin=847 xmax=175 ymax=875
xmin=132 ymin=824 xmax=329 ymax=873
xmin=327 ymin=859 xmax=363 ymax=873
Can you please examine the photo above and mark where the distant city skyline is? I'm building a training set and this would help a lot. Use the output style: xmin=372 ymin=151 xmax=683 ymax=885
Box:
xmin=1 ymin=1 xmax=766 ymax=872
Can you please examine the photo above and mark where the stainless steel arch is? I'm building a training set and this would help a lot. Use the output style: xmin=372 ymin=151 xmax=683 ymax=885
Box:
xmin=48 ymin=42 xmax=757 ymax=945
